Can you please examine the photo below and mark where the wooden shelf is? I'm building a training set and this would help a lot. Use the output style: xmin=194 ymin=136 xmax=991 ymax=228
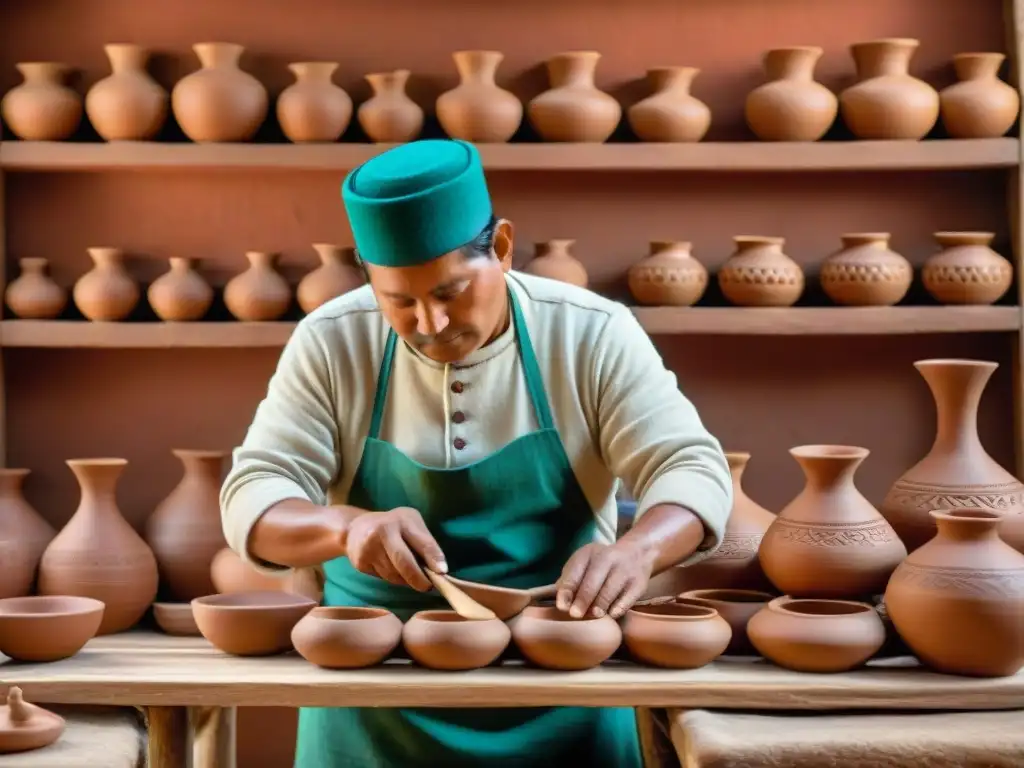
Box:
xmin=0 ymin=139 xmax=1018 ymax=173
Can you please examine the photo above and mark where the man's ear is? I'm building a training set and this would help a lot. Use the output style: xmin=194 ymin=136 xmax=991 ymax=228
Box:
xmin=493 ymin=219 xmax=515 ymax=272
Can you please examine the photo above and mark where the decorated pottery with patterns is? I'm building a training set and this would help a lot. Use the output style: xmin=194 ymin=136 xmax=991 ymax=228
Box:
xmin=436 ymin=51 xmax=523 ymax=143
xmin=678 ymin=589 xmax=775 ymax=655
xmin=357 ymin=70 xmax=424 ymax=143
xmin=152 ymin=602 xmax=200 ymax=636
xmin=839 ymin=38 xmax=939 ymax=140
xmin=921 ymin=232 xmax=1013 ymax=306
xmin=192 ymin=591 xmax=316 ymax=656
xmin=296 ymin=244 xmax=365 ymax=314
xmin=293 ymin=606 xmax=403 ymax=669
xmin=627 ymin=67 xmax=711 ymax=143
xmin=210 ymin=546 xmax=322 ymax=600
xmin=509 ymin=605 xmax=621 ymax=670
xmin=223 ymin=251 xmax=292 ymax=321
xmin=0 ymin=595 xmax=104 ymax=662
xmin=1 ymin=62 xmax=82 ymax=141
xmin=0 ymin=469 xmax=55 ymax=599
xmin=627 ymin=241 xmax=708 ymax=306
xmin=744 ymin=47 xmax=838 ymax=141
xmin=718 ymin=236 xmax=804 ymax=307
xmin=171 ymin=43 xmax=267 ymax=142
xmin=819 ymin=233 xmax=913 ymax=307
xmin=884 ymin=509 xmax=1024 ymax=677
xmin=759 ymin=445 xmax=907 ymax=598
xmin=528 ymin=52 xmax=621 ymax=143
xmin=0 ymin=687 xmax=65 ymax=754
xmin=85 ymin=44 xmax=168 ymax=141
xmin=277 ymin=62 xmax=353 ymax=143
xmin=402 ymin=610 xmax=510 ymax=670
xmin=4 ymin=258 xmax=67 ymax=319
xmin=621 ymin=602 xmax=731 ymax=669
xmin=72 ymin=247 xmax=140 ymax=321
xmin=38 ymin=459 xmax=159 ymax=635
xmin=881 ymin=359 xmax=1024 ymax=553
xmin=147 ymin=257 xmax=214 ymax=321
xmin=524 ymin=239 xmax=588 ymax=287
xmin=939 ymin=53 xmax=1020 ymax=139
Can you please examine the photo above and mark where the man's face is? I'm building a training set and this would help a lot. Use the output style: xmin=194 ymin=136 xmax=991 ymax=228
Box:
xmin=366 ymin=219 xmax=515 ymax=364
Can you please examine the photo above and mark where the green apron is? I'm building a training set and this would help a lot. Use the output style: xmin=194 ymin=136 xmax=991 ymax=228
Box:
xmin=295 ymin=289 xmax=642 ymax=768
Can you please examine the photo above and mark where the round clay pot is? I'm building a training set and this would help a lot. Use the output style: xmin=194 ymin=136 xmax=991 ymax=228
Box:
xmin=509 ymin=605 xmax=621 ymax=670
xmin=745 ymin=47 xmax=838 ymax=141
xmin=171 ymin=43 xmax=268 ymax=142
xmin=277 ymin=62 xmax=352 ymax=143
xmin=885 ymin=509 xmax=1024 ymax=677
xmin=296 ymin=244 xmax=364 ymax=314
xmin=628 ymin=67 xmax=710 ymax=143
xmin=85 ymin=44 xmax=168 ymax=141
xmin=437 ymin=50 xmax=523 ymax=143
xmin=72 ymin=247 xmax=140 ymax=322
xmin=677 ymin=589 xmax=775 ymax=655
xmin=147 ymin=257 xmax=214 ymax=322
xmin=718 ymin=236 xmax=805 ymax=307
xmin=523 ymin=239 xmax=588 ymax=287
xmin=402 ymin=610 xmax=510 ymax=670
xmin=223 ymin=251 xmax=292 ymax=321
xmin=1 ymin=62 xmax=82 ymax=141
xmin=747 ymin=596 xmax=886 ymax=673
xmin=0 ymin=469 xmax=55 ymax=599
xmin=192 ymin=591 xmax=316 ymax=656
xmin=292 ymin=606 xmax=403 ymax=669
xmin=940 ymin=53 xmax=1020 ymax=139
xmin=921 ymin=232 xmax=1013 ymax=306
xmin=152 ymin=602 xmax=200 ymax=636
xmin=627 ymin=241 xmax=708 ymax=306
xmin=357 ymin=69 xmax=423 ymax=143
xmin=0 ymin=595 xmax=104 ymax=662
xmin=0 ymin=688 xmax=65 ymax=755
xmin=528 ymin=51 xmax=622 ymax=142
xmin=210 ymin=547 xmax=322 ymax=600
xmin=5 ymin=258 xmax=68 ymax=320
xmin=819 ymin=233 xmax=913 ymax=307
xmin=622 ymin=602 xmax=731 ymax=668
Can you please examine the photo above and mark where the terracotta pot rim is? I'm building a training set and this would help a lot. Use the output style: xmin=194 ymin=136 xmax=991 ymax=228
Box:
xmin=680 ymin=589 xmax=775 ymax=604
xmin=768 ymin=596 xmax=874 ymax=617
xmin=65 ymin=457 xmax=128 ymax=466
xmin=929 ymin=508 xmax=1002 ymax=523
xmin=628 ymin=602 xmax=720 ymax=621
xmin=191 ymin=591 xmax=317 ymax=610
xmin=839 ymin=232 xmax=891 ymax=240
xmin=953 ymin=52 xmax=1006 ymax=61
xmin=0 ymin=595 xmax=104 ymax=618
xmin=519 ymin=605 xmax=608 ymax=623
xmin=913 ymin=358 xmax=998 ymax=370
xmin=789 ymin=444 xmax=869 ymax=460
xmin=733 ymin=235 xmax=785 ymax=246
xmin=933 ymin=230 xmax=995 ymax=238
xmin=366 ymin=68 xmax=411 ymax=78
xmin=410 ymin=609 xmax=499 ymax=624
xmin=153 ymin=602 xmax=194 ymax=614
xmin=768 ymin=45 xmax=824 ymax=55
xmin=852 ymin=37 xmax=920 ymax=48
xmin=307 ymin=606 xmax=395 ymax=622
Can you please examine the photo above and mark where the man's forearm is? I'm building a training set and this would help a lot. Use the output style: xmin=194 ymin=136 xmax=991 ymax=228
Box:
xmin=247 ymin=498 xmax=363 ymax=568
xmin=616 ymin=503 xmax=707 ymax=576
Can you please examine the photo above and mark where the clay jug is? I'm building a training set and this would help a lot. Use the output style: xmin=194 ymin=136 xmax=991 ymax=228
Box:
xmin=0 ymin=469 xmax=56 ymax=599
xmin=819 ymin=233 xmax=913 ymax=307
xmin=277 ymin=62 xmax=353 ymax=143
xmin=627 ymin=241 xmax=708 ymax=306
xmin=627 ymin=67 xmax=711 ymax=143
xmin=4 ymin=258 xmax=67 ymax=319
xmin=922 ymin=232 xmax=1013 ymax=305
xmin=171 ymin=43 xmax=268 ymax=142
xmin=0 ymin=688 xmax=65 ymax=754
xmin=296 ymin=244 xmax=364 ymax=314
xmin=881 ymin=359 xmax=1024 ymax=553
xmin=885 ymin=509 xmax=1024 ymax=677
xmin=357 ymin=70 xmax=423 ymax=143
xmin=1 ymin=62 xmax=82 ymax=141
xmin=759 ymin=445 xmax=907 ymax=599
xmin=839 ymin=38 xmax=939 ymax=140
xmin=210 ymin=547 xmax=322 ymax=601
xmin=528 ymin=52 xmax=622 ymax=142
xmin=147 ymin=257 xmax=214 ymax=321
xmin=145 ymin=450 xmax=228 ymax=602
xmin=718 ymin=236 xmax=804 ymax=307
xmin=72 ymin=247 xmax=140 ymax=321
xmin=523 ymin=240 xmax=588 ymax=287
xmin=224 ymin=251 xmax=292 ymax=321
xmin=745 ymin=47 xmax=838 ymax=141
xmin=436 ymin=51 xmax=523 ymax=143
xmin=38 ymin=459 xmax=159 ymax=635
xmin=85 ymin=44 xmax=168 ymax=141
xmin=940 ymin=53 xmax=1020 ymax=139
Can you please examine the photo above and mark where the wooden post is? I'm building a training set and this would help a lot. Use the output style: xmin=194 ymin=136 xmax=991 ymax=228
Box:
xmin=190 ymin=705 xmax=237 ymax=768
xmin=146 ymin=706 xmax=189 ymax=768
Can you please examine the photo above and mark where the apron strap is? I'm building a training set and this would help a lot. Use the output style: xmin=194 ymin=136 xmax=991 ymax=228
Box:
xmin=367 ymin=329 xmax=398 ymax=440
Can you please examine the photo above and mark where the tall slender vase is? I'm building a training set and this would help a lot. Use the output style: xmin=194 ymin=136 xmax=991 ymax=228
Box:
xmin=436 ymin=51 xmax=523 ymax=143
xmin=0 ymin=469 xmax=56 ymax=599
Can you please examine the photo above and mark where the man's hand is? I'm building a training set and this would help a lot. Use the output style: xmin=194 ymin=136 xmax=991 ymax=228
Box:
xmin=555 ymin=542 xmax=655 ymax=620
xmin=344 ymin=507 xmax=448 ymax=592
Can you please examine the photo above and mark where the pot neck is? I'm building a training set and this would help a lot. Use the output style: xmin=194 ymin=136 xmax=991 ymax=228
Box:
xmin=840 ymin=233 xmax=890 ymax=249
xmin=453 ymin=51 xmax=503 ymax=85
xmin=69 ymin=460 xmax=126 ymax=506
xmin=934 ymin=231 xmax=994 ymax=250
xmin=245 ymin=251 xmax=276 ymax=270
xmin=536 ymin=239 xmax=576 ymax=259
xmin=0 ymin=469 xmax=29 ymax=495
xmin=87 ymin=247 xmax=124 ymax=269
xmin=734 ymin=236 xmax=784 ymax=255
xmin=194 ymin=43 xmax=244 ymax=70
xmin=168 ymin=257 xmax=195 ymax=273
xmin=104 ymin=44 xmax=149 ymax=74
xmin=851 ymin=39 xmax=918 ymax=78
xmin=288 ymin=62 xmax=339 ymax=84
xmin=366 ymin=70 xmax=410 ymax=95
xmin=953 ymin=53 xmax=1004 ymax=81
xmin=725 ymin=452 xmax=750 ymax=490
xmin=933 ymin=511 xmax=1003 ymax=543
xmin=173 ymin=450 xmax=226 ymax=482
xmin=16 ymin=62 xmax=67 ymax=85
xmin=764 ymin=47 xmax=822 ymax=82
xmin=547 ymin=52 xmax=600 ymax=88
xmin=646 ymin=67 xmax=698 ymax=94
xmin=916 ymin=361 xmax=992 ymax=454
xmin=18 ymin=257 xmax=50 ymax=276
xmin=649 ymin=240 xmax=693 ymax=258
xmin=791 ymin=447 xmax=868 ymax=491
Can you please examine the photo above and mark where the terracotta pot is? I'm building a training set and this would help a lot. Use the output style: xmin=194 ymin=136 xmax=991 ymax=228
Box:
xmin=192 ymin=591 xmax=316 ymax=656
xmin=718 ymin=236 xmax=804 ymax=307
xmin=147 ymin=257 xmax=214 ymax=322
xmin=839 ymin=38 xmax=939 ymax=140
xmin=819 ymin=233 xmax=913 ymax=307
xmin=528 ymin=52 xmax=622 ymax=142
xmin=678 ymin=589 xmax=775 ymax=655
xmin=38 ymin=459 xmax=159 ymax=635
xmin=171 ymin=43 xmax=268 ymax=142
xmin=357 ymin=70 xmax=423 ymax=143
xmin=152 ymin=602 xmax=200 ymax=636
xmin=885 ymin=509 xmax=1024 ymax=677
xmin=745 ymin=47 xmax=838 ymax=141
xmin=436 ymin=51 xmax=523 ymax=143
xmin=296 ymin=244 xmax=365 ymax=314
xmin=628 ymin=67 xmax=711 ymax=143
xmin=622 ymin=602 xmax=730 ymax=668
xmin=0 ymin=470 xmax=55 ymax=600
xmin=627 ymin=241 xmax=708 ymax=307
xmin=85 ymin=44 xmax=168 ymax=141
xmin=940 ymin=53 xmax=1020 ymax=139
xmin=402 ymin=610 xmax=510 ymax=670
xmin=921 ymin=232 xmax=1013 ymax=306
xmin=293 ymin=606 xmax=403 ymax=669
xmin=1 ymin=62 xmax=82 ymax=141
xmin=0 ymin=688 xmax=65 ymax=755
xmin=523 ymin=239 xmax=588 ymax=287
xmin=881 ymin=359 xmax=1024 ymax=553
xmin=277 ymin=62 xmax=352 ymax=143
xmin=209 ymin=546 xmax=322 ymax=600
xmin=760 ymin=445 xmax=907 ymax=598
xmin=5 ymin=258 xmax=68 ymax=320
xmin=72 ymin=247 xmax=140 ymax=322
xmin=0 ymin=595 xmax=104 ymax=662
xmin=224 ymin=251 xmax=292 ymax=321
xmin=509 ymin=605 xmax=621 ymax=670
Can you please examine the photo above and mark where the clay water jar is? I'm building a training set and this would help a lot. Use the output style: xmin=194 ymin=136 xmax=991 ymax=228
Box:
xmin=0 ymin=595 xmax=104 ymax=662
xmin=940 ymin=53 xmax=1020 ymax=139
xmin=4 ymin=258 xmax=68 ymax=320
xmin=402 ymin=610 xmax=510 ymax=670
xmin=152 ymin=602 xmax=200 ymax=636
xmin=718 ymin=236 xmax=804 ymax=307
xmin=628 ymin=67 xmax=711 ymax=143
xmin=192 ymin=591 xmax=316 ymax=656
xmin=509 ymin=605 xmax=621 ymax=670
xmin=921 ymin=232 xmax=1013 ymax=306
xmin=745 ymin=47 xmax=838 ymax=141
xmin=72 ymin=247 xmax=140 ymax=321
xmin=0 ymin=688 xmax=65 ymax=755
xmin=622 ymin=602 xmax=731 ymax=669
xmin=0 ymin=468 xmax=55 ymax=599
xmin=436 ymin=50 xmax=523 ymax=143
xmin=277 ymin=62 xmax=352 ymax=143
xmin=528 ymin=51 xmax=621 ymax=143
xmin=357 ymin=69 xmax=424 ymax=143
xmin=171 ymin=42 xmax=267 ymax=142
xmin=627 ymin=241 xmax=708 ymax=307
xmin=85 ymin=43 xmax=168 ymax=141
xmin=678 ymin=589 xmax=774 ymax=655
xmin=147 ymin=257 xmax=214 ymax=321
xmin=819 ymin=233 xmax=913 ymax=307
xmin=292 ymin=606 xmax=403 ymax=669
xmin=223 ymin=251 xmax=292 ymax=321
xmin=296 ymin=244 xmax=364 ymax=314
xmin=523 ymin=239 xmax=588 ymax=287
xmin=1 ymin=62 xmax=82 ymax=141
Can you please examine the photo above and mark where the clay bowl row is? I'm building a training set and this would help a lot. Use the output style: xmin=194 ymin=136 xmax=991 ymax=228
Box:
xmin=0 ymin=595 xmax=105 ymax=662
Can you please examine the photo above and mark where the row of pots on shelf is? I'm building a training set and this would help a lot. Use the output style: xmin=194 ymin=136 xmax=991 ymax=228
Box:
xmin=1 ymin=40 xmax=1018 ymax=145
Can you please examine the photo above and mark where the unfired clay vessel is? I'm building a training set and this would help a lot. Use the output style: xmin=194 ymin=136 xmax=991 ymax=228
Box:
xmin=5 ymin=258 xmax=68 ymax=319
xmin=277 ymin=62 xmax=352 ymax=143
xmin=0 ymin=595 xmax=104 ymax=662
xmin=627 ymin=241 xmax=708 ymax=306
xmin=745 ymin=47 xmax=838 ymax=141
xmin=0 ymin=469 xmax=55 ymax=600
xmin=940 ymin=53 xmax=1020 ymax=139
xmin=921 ymin=232 xmax=1013 ymax=306
xmin=678 ymin=589 xmax=775 ymax=655
xmin=524 ymin=240 xmax=588 ymax=287
xmin=210 ymin=546 xmax=322 ymax=600
xmin=0 ymin=688 xmax=65 ymax=754
xmin=759 ymin=445 xmax=907 ymax=598
xmin=85 ymin=44 xmax=168 ymax=141
xmin=357 ymin=70 xmax=423 ymax=143
xmin=147 ymin=257 xmax=214 ymax=321
xmin=718 ymin=236 xmax=805 ymax=307
xmin=622 ymin=602 xmax=731 ymax=668
xmin=403 ymin=610 xmax=510 ymax=670
xmin=38 ymin=459 xmax=159 ymax=635
xmin=224 ymin=251 xmax=292 ymax=321
xmin=528 ymin=52 xmax=622 ymax=143
xmin=292 ymin=606 xmax=403 ymax=668
xmin=1 ymin=62 xmax=82 ymax=141
xmin=72 ymin=247 xmax=140 ymax=322
xmin=627 ymin=67 xmax=710 ymax=143
xmin=436 ymin=51 xmax=523 ymax=143
xmin=296 ymin=244 xmax=364 ymax=314
xmin=192 ymin=591 xmax=316 ymax=656
xmin=171 ymin=43 xmax=268 ymax=142
xmin=885 ymin=509 xmax=1024 ymax=677
xmin=509 ymin=605 xmax=621 ymax=670
xmin=819 ymin=233 xmax=913 ymax=307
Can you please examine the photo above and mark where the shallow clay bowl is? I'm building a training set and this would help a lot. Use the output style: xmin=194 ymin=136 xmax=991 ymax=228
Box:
xmin=622 ymin=602 xmax=732 ymax=669
xmin=678 ymin=589 xmax=774 ymax=655
xmin=191 ymin=591 xmax=316 ymax=656
xmin=0 ymin=595 xmax=104 ymax=662
xmin=152 ymin=602 xmax=201 ymax=636
xmin=509 ymin=605 xmax=621 ymax=670
xmin=292 ymin=606 xmax=403 ymax=669
xmin=442 ymin=577 xmax=558 ymax=621
xmin=402 ymin=610 xmax=511 ymax=670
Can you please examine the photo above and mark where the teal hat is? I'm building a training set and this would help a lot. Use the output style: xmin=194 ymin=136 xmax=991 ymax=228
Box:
xmin=342 ymin=139 xmax=493 ymax=267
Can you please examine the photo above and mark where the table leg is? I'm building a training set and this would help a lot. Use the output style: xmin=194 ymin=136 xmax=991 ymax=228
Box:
xmin=146 ymin=706 xmax=189 ymax=768
xmin=190 ymin=705 xmax=237 ymax=768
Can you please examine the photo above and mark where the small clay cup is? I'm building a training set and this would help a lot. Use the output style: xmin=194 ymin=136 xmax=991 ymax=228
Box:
xmin=292 ymin=606 xmax=403 ymax=669
xmin=402 ymin=609 xmax=510 ymax=670
xmin=0 ymin=595 xmax=104 ymax=662
xmin=152 ymin=602 xmax=200 ymax=636
xmin=622 ymin=602 xmax=731 ymax=669
xmin=678 ymin=589 xmax=774 ymax=655
xmin=191 ymin=591 xmax=316 ymax=656
xmin=509 ymin=605 xmax=621 ymax=670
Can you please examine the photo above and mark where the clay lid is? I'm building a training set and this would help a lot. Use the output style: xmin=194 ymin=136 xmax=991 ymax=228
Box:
xmin=0 ymin=687 xmax=65 ymax=754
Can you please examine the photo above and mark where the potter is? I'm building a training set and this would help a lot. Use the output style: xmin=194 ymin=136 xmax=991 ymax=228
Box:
xmin=220 ymin=138 xmax=732 ymax=768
